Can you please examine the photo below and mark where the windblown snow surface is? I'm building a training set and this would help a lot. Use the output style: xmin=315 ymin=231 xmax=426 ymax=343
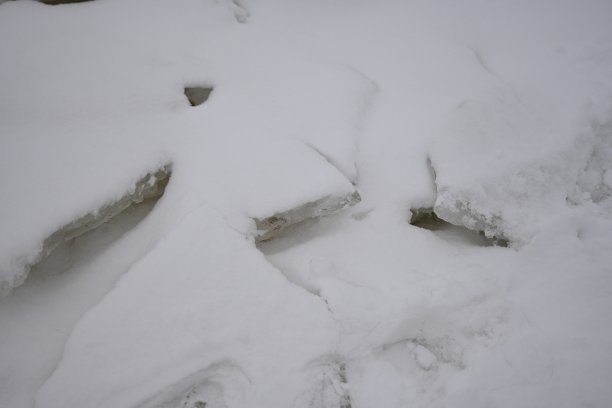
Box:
xmin=1 ymin=0 xmax=612 ymax=407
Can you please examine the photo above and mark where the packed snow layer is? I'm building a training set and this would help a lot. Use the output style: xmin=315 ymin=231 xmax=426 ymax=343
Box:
xmin=0 ymin=0 xmax=366 ymax=295
xmin=1 ymin=0 xmax=612 ymax=407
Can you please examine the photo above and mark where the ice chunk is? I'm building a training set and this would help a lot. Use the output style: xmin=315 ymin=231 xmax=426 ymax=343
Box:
xmin=40 ymin=0 xmax=93 ymax=4
xmin=255 ymin=191 xmax=360 ymax=241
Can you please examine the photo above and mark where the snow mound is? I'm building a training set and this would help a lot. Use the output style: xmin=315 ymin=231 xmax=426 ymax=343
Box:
xmin=431 ymin=85 xmax=612 ymax=245
xmin=0 ymin=164 xmax=171 ymax=296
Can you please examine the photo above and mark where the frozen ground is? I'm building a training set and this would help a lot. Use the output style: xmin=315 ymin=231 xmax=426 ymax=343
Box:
xmin=1 ymin=0 xmax=611 ymax=407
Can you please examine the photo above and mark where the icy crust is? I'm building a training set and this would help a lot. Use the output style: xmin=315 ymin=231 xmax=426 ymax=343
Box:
xmin=0 ymin=166 xmax=171 ymax=297
xmin=35 ymin=208 xmax=340 ymax=408
xmin=255 ymin=190 xmax=361 ymax=241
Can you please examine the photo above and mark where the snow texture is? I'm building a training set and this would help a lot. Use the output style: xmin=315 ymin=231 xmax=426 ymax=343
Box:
xmin=1 ymin=0 xmax=612 ymax=407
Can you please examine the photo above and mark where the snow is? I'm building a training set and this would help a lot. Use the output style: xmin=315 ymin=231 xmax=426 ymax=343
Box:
xmin=0 ymin=0 xmax=362 ymax=294
xmin=1 ymin=0 xmax=612 ymax=407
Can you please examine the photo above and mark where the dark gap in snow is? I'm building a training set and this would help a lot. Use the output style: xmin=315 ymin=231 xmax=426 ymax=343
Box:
xmin=230 ymin=0 xmax=250 ymax=23
xmin=42 ymin=165 xmax=171 ymax=262
xmin=40 ymin=0 xmax=94 ymax=4
xmin=0 ymin=197 xmax=161 ymax=407
xmin=410 ymin=208 xmax=506 ymax=247
xmin=184 ymin=86 xmax=213 ymax=107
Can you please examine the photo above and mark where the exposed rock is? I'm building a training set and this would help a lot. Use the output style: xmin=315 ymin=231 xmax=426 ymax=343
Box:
xmin=185 ymin=86 xmax=213 ymax=107
xmin=40 ymin=0 xmax=94 ymax=5
xmin=255 ymin=191 xmax=361 ymax=242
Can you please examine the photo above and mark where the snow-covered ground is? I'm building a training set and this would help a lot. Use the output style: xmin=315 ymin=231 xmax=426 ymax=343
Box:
xmin=1 ymin=0 xmax=611 ymax=407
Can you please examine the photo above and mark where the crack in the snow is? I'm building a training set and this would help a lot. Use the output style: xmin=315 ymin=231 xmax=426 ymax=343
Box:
xmin=343 ymin=65 xmax=380 ymax=189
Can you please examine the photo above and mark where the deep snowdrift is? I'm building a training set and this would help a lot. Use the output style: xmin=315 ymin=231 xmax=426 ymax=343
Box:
xmin=1 ymin=0 xmax=611 ymax=407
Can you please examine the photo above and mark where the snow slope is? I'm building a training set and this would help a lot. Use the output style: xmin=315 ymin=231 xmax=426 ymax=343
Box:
xmin=1 ymin=0 xmax=612 ymax=407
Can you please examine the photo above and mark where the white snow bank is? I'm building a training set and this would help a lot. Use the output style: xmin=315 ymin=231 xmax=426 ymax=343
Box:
xmin=446 ymin=213 xmax=612 ymax=408
xmin=0 ymin=199 xmax=160 ymax=408
xmin=0 ymin=0 xmax=367 ymax=295
xmin=260 ymin=207 xmax=513 ymax=408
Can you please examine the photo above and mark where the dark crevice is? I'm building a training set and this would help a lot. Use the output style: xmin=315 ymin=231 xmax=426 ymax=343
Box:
xmin=5 ymin=165 xmax=172 ymax=294
xmin=184 ymin=86 xmax=213 ymax=107
xmin=40 ymin=0 xmax=94 ymax=4
xmin=410 ymin=208 xmax=448 ymax=231
xmin=409 ymin=208 xmax=507 ymax=247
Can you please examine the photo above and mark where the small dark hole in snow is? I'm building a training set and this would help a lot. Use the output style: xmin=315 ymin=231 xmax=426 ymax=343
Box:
xmin=40 ymin=0 xmax=94 ymax=4
xmin=193 ymin=402 xmax=207 ymax=408
xmin=185 ymin=86 xmax=213 ymax=107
